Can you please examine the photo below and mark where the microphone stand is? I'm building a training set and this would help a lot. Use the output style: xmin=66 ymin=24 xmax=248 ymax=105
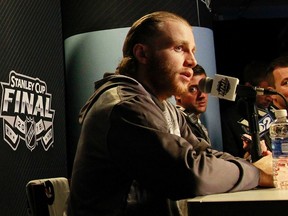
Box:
xmin=245 ymin=97 xmax=262 ymax=162
xmin=236 ymin=86 xmax=262 ymax=162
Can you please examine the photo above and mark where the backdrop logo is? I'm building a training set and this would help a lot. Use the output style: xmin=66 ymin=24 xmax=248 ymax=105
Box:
xmin=0 ymin=70 xmax=55 ymax=151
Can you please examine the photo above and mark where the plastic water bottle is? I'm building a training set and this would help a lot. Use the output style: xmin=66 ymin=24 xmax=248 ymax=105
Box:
xmin=269 ymin=109 xmax=288 ymax=189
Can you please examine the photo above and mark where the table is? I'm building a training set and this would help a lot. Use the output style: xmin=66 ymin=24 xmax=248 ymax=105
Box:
xmin=187 ymin=188 xmax=288 ymax=216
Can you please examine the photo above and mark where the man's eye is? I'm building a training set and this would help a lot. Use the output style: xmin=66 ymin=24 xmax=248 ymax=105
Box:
xmin=189 ymin=86 xmax=198 ymax=93
xmin=283 ymin=81 xmax=288 ymax=86
xmin=175 ymin=46 xmax=183 ymax=52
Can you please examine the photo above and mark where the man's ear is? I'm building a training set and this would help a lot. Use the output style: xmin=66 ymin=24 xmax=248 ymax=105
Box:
xmin=133 ymin=43 xmax=148 ymax=64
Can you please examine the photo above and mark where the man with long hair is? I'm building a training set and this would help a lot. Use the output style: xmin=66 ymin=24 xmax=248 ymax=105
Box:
xmin=68 ymin=11 xmax=273 ymax=216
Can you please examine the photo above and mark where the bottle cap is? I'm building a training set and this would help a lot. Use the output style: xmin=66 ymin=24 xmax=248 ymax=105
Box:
xmin=275 ymin=109 xmax=287 ymax=118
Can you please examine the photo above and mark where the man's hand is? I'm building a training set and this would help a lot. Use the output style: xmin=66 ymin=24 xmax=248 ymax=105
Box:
xmin=253 ymin=154 xmax=274 ymax=187
xmin=242 ymin=134 xmax=272 ymax=160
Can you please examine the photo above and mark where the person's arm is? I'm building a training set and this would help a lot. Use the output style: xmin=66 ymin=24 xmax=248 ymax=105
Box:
xmin=108 ymin=94 xmax=272 ymax=199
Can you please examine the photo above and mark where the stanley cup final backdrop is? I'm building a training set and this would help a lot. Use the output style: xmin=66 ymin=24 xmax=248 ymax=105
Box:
xmin=0 ymin=0 xmax=67 ymax=215
xmin=0 ymin=0 xmax=221 ymax=214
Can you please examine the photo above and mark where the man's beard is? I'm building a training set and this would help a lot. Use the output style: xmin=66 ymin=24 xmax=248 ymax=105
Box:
xmin=147 ymin=57 xmax=188 ymax=98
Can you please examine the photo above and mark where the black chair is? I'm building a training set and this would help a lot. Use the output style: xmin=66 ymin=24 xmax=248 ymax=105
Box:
xmin=26 ymin=177 xmax=70 ymax=216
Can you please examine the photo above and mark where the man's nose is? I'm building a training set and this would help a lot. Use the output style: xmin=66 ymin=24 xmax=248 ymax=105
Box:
xmin=186 ymin=51 xmax=197 ymax=68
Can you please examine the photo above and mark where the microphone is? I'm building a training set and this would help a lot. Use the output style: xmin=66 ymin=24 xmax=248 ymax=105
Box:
xmin=199 ymin=74 xmax=277 ymax=101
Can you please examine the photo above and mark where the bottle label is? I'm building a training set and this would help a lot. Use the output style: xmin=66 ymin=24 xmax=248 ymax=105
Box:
xmin=272 ymin=138 xmax=288 ymax=157
xmin=283 ymin=142 xmax=288 ymax=153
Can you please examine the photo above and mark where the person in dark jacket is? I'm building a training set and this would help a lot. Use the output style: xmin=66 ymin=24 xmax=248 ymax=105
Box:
xmin=175 ymin=64 xmax=211 ymax=144
xmin=221 ymin=60 xmax=274 ymax=158
xmin=67 ymin=11 xmax=273 ymax=216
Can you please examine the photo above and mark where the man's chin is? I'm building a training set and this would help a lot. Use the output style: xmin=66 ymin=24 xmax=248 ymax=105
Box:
xmin=197 ymin=107 xmax=206 ymax=114
xmin=174 ymin=85 xmax=188 ymax=96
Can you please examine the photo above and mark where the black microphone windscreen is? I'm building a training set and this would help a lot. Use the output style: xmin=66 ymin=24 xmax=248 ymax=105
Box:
xmin=199 ymin=77 xmax=213 ymax=93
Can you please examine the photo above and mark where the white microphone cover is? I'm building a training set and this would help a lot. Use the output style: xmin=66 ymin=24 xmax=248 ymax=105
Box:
xmin=210 ymin=74 xmax=239 ymax=101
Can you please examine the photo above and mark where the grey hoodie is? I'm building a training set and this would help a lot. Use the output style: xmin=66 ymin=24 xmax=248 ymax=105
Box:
xmin=68 ymin=74 xmax=259 ymax=216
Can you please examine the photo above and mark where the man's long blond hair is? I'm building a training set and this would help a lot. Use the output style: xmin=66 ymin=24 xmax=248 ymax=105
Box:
xmin=115 ymin=11 xmax=191 ymax=77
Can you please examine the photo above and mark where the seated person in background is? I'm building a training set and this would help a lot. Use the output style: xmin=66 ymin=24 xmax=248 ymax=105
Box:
xmin=236 ymin=56 xmax=288 ymax=161
xmin=175 ymin=64 xmax=211 ymax=144
xmin=221 ymin=60 xmax=274 ymax=158
xmin=241 ymin=55 xmax=288 ymax=161
xmin=243 ymin=61 xmax=273 ymax=110
xmin=265 ymin=55 xmax=288 ymax=110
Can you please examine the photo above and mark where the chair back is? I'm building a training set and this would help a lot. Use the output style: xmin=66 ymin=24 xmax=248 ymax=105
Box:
xmin=26 ymin=177 xmax=70 ymax=216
